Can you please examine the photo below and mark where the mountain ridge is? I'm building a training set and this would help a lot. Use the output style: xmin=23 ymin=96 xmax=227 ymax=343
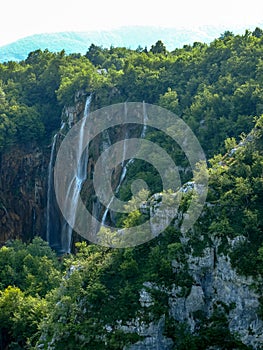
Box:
xmin=1 ymin=24 xmax=262 ymax=62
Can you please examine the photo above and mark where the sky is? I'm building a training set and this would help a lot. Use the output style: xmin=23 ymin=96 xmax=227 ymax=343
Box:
xmin=1 ymin=0 xmax=263 ymax=46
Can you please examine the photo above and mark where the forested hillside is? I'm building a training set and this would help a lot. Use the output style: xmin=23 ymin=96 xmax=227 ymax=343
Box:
xmin=1 ymin=28 xmax=263 ymax=155
xmin=0 ymin=28 xmax=263 ymax=349
xmin=0 ymin=25 xmax=254 ymax=63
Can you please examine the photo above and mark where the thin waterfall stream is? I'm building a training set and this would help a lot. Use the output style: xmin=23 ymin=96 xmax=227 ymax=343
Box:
xmin=101 ymin=102 xmax=148 ymax=226
xmin=46 ymin=121 xmax=65 ymax=247
xmin=61 ymin=95 xmax=92 ymax=253
xmin=46 ymin=133 xmax=58 ymax=244
xmin=46 ymin=96 xmax=91 ymax=253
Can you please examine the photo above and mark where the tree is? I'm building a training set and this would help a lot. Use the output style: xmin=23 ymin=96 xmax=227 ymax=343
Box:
xmin=85 ymin=44 xmax=107 ymax=66
xmin=0 ymin=238 xmax=61 ymax=296
xmin=220 ymin=31 xmax=234 ymax=40
xmin=158 ymin=88 xmax=181 ymax=115
xmin=150 ymin=40 xmax=167 ymax=54
xmin=0 ymin=286 xmax=47 ymax=348
xmin=252 ymin=27 xmax=263 ymax=38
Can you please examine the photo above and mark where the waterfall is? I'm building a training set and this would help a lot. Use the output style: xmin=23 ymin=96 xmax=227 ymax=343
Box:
xmin=141 ymin=101 xmax=148 ymax=138
xmin=101 ymin=102 xmax=148 ymax=226
xmin=101 ymin=196 xmax=114 ymax=225
xmin=46 ymin=133 xmax=58 ymax=244
xmin=46 ymin=120 xmax=68 ymax=251
xmin=46 ymin=96 xmax=91 ymax=254
xmin=60 ymin=95 xmax=92 ymax=253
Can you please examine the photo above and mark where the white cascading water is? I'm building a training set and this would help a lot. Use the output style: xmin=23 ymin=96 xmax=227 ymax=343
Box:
xmin=101 ymin=102 xmax=148 ymax=226
xmin=46 ymin=133 xmax=58 ymax=244
xmin=61 ymin=95 xmax=92 ymax=253
xmin=46 ymin=96 xmax=91 ymax=254
xmin=141 ymin=101 xmax=148 ymax=138
xmin=46 ymin=121 xmax=65 ymax=246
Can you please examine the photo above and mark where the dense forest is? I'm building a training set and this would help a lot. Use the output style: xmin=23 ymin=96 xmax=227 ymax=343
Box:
xmin=0 ymin=26 xmax=230 ymax=63
xmin=0 ymin=28 xmax=263 ymax=349
xmin=1 ymin=28 xmax=263 ymax=154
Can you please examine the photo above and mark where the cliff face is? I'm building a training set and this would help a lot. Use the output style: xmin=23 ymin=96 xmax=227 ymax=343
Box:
xmin=0 ymin=94 xmax=86 ymax=246
xmin=0 ymin=145 xmax=47 ymax=244
xmin=45 ymin=93 xmax=143 ymax=252
xmin=122 ymin=236 xmax=263 ymax=350
xmin=0 ymin=92 xmax=137 ymax=250
xmin=1 ymin=94 xmax=262 ymax=349
xmin=0 ymin=92 xmax=96 ymax=249
xmin=120 ymin=164 xmax=263 ymax=350
xmin=46 ymin=91 xmax=90 ymax=253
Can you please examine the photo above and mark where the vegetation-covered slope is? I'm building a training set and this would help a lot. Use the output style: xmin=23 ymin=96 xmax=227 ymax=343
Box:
xmin=0 ymin=28 xmax=263 ymax=349
xmin=1 ymin=28 xmax=263 ymax=156
xmin=0 ymin=116 xmax=262 ymax=349
xmin=0 ymin=25 xmax=257 ymax=63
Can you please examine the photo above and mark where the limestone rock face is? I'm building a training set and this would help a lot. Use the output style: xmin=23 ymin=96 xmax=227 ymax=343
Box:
xmin=122 ymin=317 xmax=173 ymax=350
xmin=0 ymin=91 xmax=88 ymax=246
xmin=0 ymin=146 xmax=47 ymax=244
xmin=170 ymin=249 xmax=263 ymax=347
xmin=122 ymin=195 xmax=263 ymax=350
xmin=0 ymin=92 xmax=144 ymax=249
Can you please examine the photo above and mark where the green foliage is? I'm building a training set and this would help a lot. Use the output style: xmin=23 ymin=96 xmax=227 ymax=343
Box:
xmin=0 ymin=237 xmax=61 ymax=296
xmin=56 ymin=56 xmax=104 ymax=105
xmin=0 ymin=29 xmax=263 ymax=349
xmin=9 ymin=104 xmax=44 ymax=143
xmin=1 ymin=28 xmax=263 ymax=154
xmin=205 ymin=117 xmax=263 ymax=275
xmin=158 ymin=87 xmax=181 ymax=115
xmin=0 ymin=284 xmax=47 ymax=348
xmin=166 ymin=309 xmax=252 ymax=350
xmin=150 ymin=40 xmax=167 ymax=54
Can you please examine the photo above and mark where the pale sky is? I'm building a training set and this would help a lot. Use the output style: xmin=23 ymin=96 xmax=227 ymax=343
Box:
xmin=1 ymin=0 xmax=263 ymax=46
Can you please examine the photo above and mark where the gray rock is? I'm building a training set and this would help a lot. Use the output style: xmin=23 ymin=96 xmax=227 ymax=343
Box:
xmin=123 ymin=316 xmax=173 ymax=350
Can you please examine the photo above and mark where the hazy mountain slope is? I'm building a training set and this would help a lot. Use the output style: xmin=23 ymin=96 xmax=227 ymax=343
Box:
xmin=0 ymin=24 xmax=260 ymax=62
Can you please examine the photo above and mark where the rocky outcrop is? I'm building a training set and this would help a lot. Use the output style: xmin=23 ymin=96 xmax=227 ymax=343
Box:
xmin=0 ymin=91 xmax=145 ymax=249
xmin=170 ymin=247 xmax=263 ymax=348
xmin=0 ymin=145 xmax=47 ymax=244
xmin=1 ymin=94 xmax=262 ymax=349
xmin=122 ymin=238 xmax=263 ymax=349
xmin=118 ymin=190 xmax=263 ymax=349
xmin=122 ymin=316 xmax=173 ymax=350
xmin=0 ymin=90 xmax=92 ymax=247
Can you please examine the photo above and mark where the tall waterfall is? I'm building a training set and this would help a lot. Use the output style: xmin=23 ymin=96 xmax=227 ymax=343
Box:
xmin=141 ymin=101 xmax=148 ymax=138
xmin=101 ymin=102 xmax=148 ymax=226
xmin=46 ymin=96 xmax=91 ymax=254
xmin=46 ymin=121 xmax=66 ymax=250
xmin=46 ymin=133 xmax=58 ymax=244
xmin=61 ymin=95 xmax=92 ymax=253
